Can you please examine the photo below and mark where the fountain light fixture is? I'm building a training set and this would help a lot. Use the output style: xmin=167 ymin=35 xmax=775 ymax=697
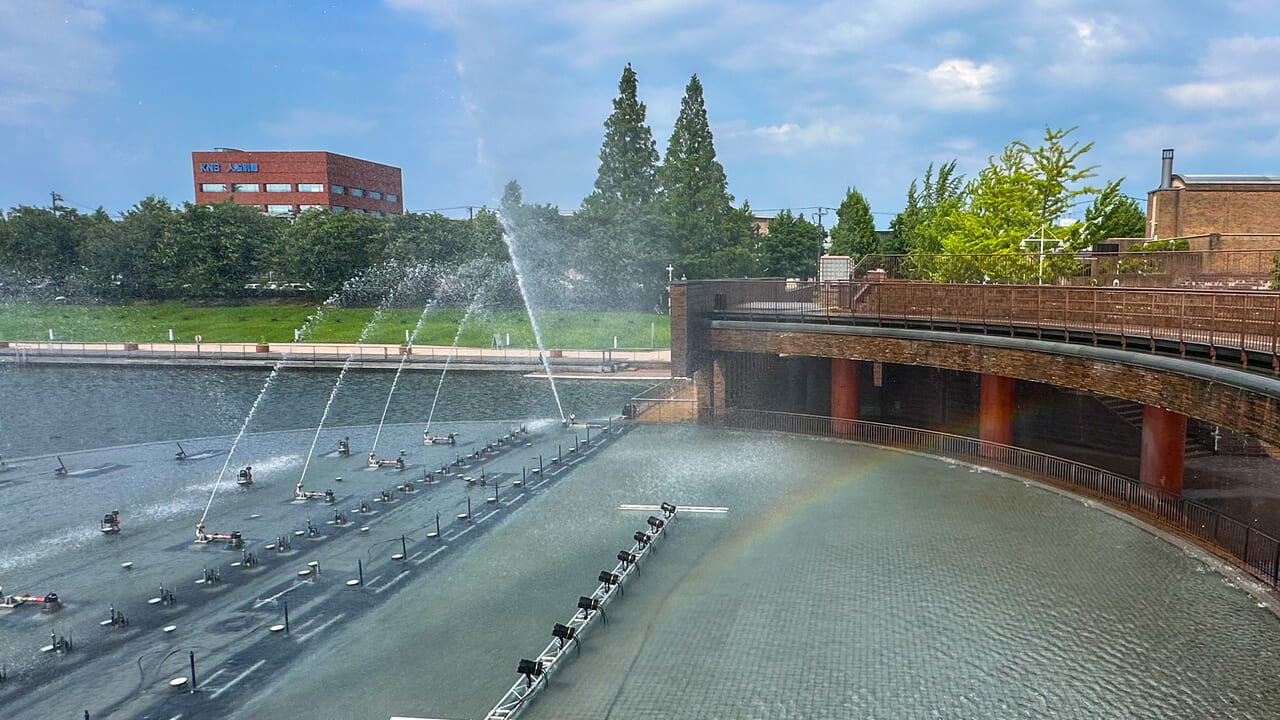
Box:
xmin=661 ymin=502 xmax=677 ymax=517
xmin=577 ymin=596 xmax=600 ymax=612
xmin=552 ymin=623 xmax=576 ymax=641
xmin=598 ymin=570 xmax=620 ymax=585
xmin=617 ymin=550 xmax=637 ymax=565
xmin=647 ymin=516 xmax=664 ymax=530
xmin=633 ymin=531 xmax=652 ymax=547
xmin=517 ymin=658 xmax=543 ymax=688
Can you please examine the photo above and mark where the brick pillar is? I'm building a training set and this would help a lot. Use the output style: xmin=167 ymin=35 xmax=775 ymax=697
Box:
xmin=831 ymin=358 xmax=859 ymax=421
xmin=1140 ymin=405 xmax=1186 ymax=494
xmin=978 ymin=374 xmax=1015 ymax=445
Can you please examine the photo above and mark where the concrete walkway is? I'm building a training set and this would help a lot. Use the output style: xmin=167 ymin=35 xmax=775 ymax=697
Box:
xmin=0 ymin=341 xmax=672 ymax=374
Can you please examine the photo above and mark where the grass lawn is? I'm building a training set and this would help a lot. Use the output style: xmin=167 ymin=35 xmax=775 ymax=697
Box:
xmin=0 ymin=303 xmax=671 ymax=349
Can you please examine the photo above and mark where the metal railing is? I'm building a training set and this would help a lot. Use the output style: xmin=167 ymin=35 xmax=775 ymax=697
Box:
xmin=846 ymin=249 xmax=1280 ymax=288
xmin=625 ymin=378 xmax=697 ymax=423
xmin=712 ymin=407 xmax=1280 ymax=591
xmin=0 ymin=342 xmax=671 ymax=366
xmin=686 ymin=279 xmax=1280 ymax=373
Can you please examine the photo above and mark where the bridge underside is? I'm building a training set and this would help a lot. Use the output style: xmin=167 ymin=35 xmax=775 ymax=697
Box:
xmin=682 ymin=321 xmax=1280 ymax=496
xmin=698 ymin=322 xmax=1280 ymax=450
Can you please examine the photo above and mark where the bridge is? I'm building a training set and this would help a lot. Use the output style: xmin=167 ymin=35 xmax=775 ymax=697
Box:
xmin=671 ymin=264 xmax=1280 ymax=497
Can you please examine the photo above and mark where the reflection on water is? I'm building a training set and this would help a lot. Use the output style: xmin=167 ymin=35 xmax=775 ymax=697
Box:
xmin=0 ymin=365 xmax=649 ymax=457
xmin=244 ymin=426 xmax=1280 ymax=720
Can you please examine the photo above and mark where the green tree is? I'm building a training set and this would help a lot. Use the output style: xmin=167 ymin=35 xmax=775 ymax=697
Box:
xmin=891 ymin=160 xmax=964 ymax=256
xmin=274 ymin=209 xmax=386 ymax=293
xmin=381 ymin=212 xmax=474 ymax=268
xmin=828 ymin=187 xmax=877 ymax=259
xmin=1080 ymin=179 xmax=1146 ymax=245
xmin=578 ymin=64 xmax=667 ymax=308
xmin=937 ymin=127 xmax=1098 ymax=282
xmin=81 ymin=196 xmax=174 ymax=297
xmin=658 ymin=74 xmax=733 ymax=279
xmin=759 ymin=209 xmax=824 ymax=278
xmin=585 ymin=63 xmax=659 ymax=211
xmin=0 ymin=205 xmax=85 ymax=279
xmin=165 ymin=200 xmax=282 ymax=296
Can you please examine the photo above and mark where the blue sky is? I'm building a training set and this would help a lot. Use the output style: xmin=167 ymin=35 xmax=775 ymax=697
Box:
xmin=3 ymin=1 xmax=1280 ymax=227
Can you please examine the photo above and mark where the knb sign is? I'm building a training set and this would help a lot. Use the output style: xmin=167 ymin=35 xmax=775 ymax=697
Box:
xmin=199 ymin=162 xmax=259 ymax=173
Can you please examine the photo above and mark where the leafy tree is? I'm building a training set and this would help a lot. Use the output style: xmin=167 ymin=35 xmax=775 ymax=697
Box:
xmin=759 ymin=209 xmax=824 ymax=278
xmin=585 ymin=63 xmax=659 ymax=211
xmin=80 ymin=196 xmax=175 ymax=297
xmin=891 ymin=161 xmax=964 ymax=256
xmin=1080 ymin=179 xmax=1146 ymax=245
xmin=937 ymin=127 xmax=1098 ymax=282
xmin=0 ymin=205 xmax=86 ymax=279
xmin=275 ymin=209 xmax=387 ymax=293
xmin=165 ymin=200 xmax=283 ymax=296
xmin=658 ymin=74 xmax=733 ymax=279
xmin=828 ymin=187 xmax=878 ymax=259
xmin=381 ymin=212 xmax=473 ymax=268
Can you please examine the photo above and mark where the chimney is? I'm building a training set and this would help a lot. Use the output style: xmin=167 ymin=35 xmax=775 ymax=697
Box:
xmin=1160 ymin=148 xmax=1174 ymax=189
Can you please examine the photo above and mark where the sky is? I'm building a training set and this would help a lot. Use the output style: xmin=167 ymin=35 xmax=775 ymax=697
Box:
xmin=3 ymin=0 xmax=1280 ymax=227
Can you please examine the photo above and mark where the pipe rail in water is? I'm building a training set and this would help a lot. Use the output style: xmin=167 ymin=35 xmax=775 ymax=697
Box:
xmin=390 ymin=502 xmax=681 ymax=720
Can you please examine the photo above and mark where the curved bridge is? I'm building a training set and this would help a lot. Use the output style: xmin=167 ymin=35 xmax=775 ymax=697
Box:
xmin=672 ymin=279 xmax=1280 ymax=495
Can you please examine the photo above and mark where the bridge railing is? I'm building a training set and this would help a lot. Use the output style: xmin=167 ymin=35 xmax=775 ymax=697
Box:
xmin=686 ymin=279 xmax=1280 ymax=372
xmin=846 ymin=249 xmax=1278 ymax=288
xmin=712 ymin=407 xmax=1280 ymax=591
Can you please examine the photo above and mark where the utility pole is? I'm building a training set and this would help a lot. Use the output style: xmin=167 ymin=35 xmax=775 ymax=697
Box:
xmin=468 ymin=206 xmax=474 ymax=220
xmin=813 ymin=206 xmax=828 ymax=228
xmin=50 ymin=191 xmax=63 ymax=212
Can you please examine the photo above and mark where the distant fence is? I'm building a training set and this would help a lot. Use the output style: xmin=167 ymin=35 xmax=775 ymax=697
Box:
xmin=685 ymin=278 xmax=1280 ymax=373
xmin=711 ymin=407 xmax=1280 ymax=592
xmin=847 ymin=249 xmax=1279 ymax=288
xmin=626 ymin=378 xmax=697 ymax=423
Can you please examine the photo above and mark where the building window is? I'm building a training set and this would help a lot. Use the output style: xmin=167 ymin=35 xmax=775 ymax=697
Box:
xmin=352 ymin=208 xmax=365 ymax=214
xmin=231 ymin=183 xmax=259 ymax=193
xmin=331 ymin=184 xmax=345 ymax=194
xmin=299 ymin=204 xmax=325 ymax=212
xmin=298 ymin=183 xmax=324 ymax=193
xmin=369 ymin=190 xmax=382 ymax=200
xmin=201 ymin=183 xmax=227 ymax=192
xmin=266 ymin=204 xmax=294 ymax=215
xmin=386 ymin=193 xmax=398 ymax=202
xmin=349 ymin=187 xmax=365 ymax=197
xmin=371 ymin=210 xmax=383 ymax=218
xmin=333 ymin=206 xmax=345 ymax=213
xmin=265 ymin=183 xmax=292 ymax=192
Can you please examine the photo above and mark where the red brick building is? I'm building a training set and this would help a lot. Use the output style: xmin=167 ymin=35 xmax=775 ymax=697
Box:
xmin=191 ymin=149 xmax=403 ymax=217
xmin=1147 ymin=148 xmax=1280 ymax=244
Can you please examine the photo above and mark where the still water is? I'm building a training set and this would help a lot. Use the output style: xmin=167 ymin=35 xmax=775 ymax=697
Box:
xmin=1 ymin=366 xmax=1278 ymax=719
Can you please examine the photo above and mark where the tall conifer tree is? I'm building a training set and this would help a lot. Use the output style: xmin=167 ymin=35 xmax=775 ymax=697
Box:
xmin=587 ymin=64 xmax=658 ymax=210
xmin=658 ymin=74 xmax=733 ymax=278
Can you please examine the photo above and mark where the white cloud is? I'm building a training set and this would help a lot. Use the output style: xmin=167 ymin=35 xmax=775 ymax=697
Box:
xmin=0 ymin=0 xmax=115 ymax=125
xmin=923 ymin=58 xmax=1001 ymax=110
xmin=1165 ymin=35 xmax=1280 ymax=109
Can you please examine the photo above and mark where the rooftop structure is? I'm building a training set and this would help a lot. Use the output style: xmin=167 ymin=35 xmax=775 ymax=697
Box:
xmin=192 ymin=149 xmax=403 ymax=218
xmin=1147 ymin=149 xmax=1280 ymax=243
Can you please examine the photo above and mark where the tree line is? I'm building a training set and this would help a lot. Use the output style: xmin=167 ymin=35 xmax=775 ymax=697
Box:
xmin=0 ymin=65 xmax=1150 ymax=307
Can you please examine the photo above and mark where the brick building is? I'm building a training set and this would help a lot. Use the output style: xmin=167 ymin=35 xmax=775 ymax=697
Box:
xmin=1147 ymin=148 xmax=1280 ymax=246
xmin=192 ymin=149 xmax=403 ymax=217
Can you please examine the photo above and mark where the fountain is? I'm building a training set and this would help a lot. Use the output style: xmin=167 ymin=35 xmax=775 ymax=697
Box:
xmin=498 ymin=212 xmax=566 ymax=422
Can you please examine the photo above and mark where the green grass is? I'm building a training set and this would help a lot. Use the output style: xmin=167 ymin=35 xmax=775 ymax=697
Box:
xmin=0 ymin=303 xmax=671 ymax=349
